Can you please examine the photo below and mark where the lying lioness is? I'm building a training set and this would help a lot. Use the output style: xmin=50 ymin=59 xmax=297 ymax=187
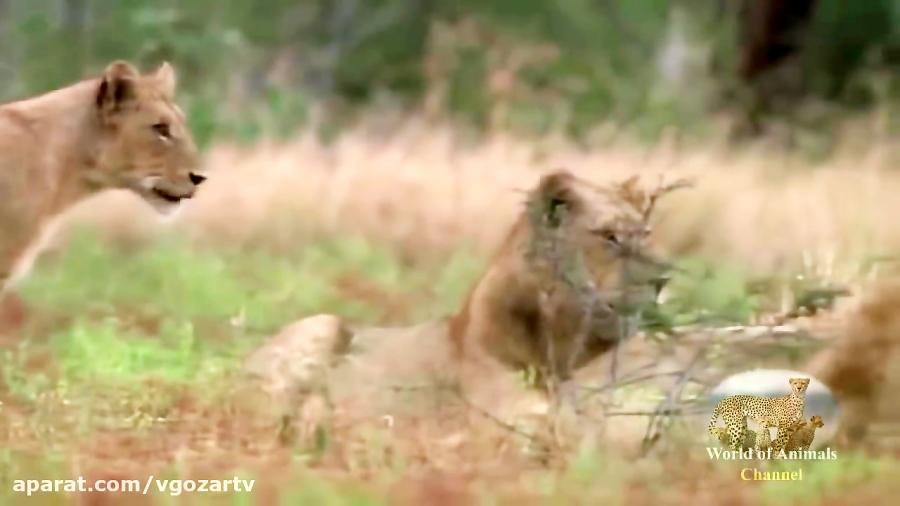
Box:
xmin=246 ymin=171 xmax=685 ymax=434
xmin=0 ymin=60 xmax=204 ymax=292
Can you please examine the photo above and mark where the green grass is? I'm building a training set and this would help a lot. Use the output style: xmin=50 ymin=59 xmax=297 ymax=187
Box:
xmin=7 ymin=229 xmax=482 ymax=390
xmin=3 ymin=229 xmax=767 ymax=425
xmin=278 ymin=479 xmax=386 ymax=506
xmin=18 ymin=229 xmax=484 ymax=333
xmin=3 ymin=230 xmax=897 ymax=504
xmin=52 ymin=318 xmax=228 ymax=384
xmin=0 ymin=231 xmax=487 ymax=503
xmin=640 ymin=257 xmax=759 ymax=332
xmin=760 ymin=454 xmax=898 ymax=505
xmin=1 ymin=230 xmax=482 ymax=457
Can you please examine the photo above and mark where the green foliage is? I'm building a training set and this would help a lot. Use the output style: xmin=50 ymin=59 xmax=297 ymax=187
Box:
xmin=806 ymin=0 xmax=896 ymax=100
xmin=2 ymin=0 xmax=897 ymax=143
xmin=332 ymin=0 xmax=432 ymax=101
xmin=2 ymin=231 xmax=898 ymax=501
xmin=52 ymin=318 xmax=229 ymax=384
xmin=761 ymin=454 xmax=892 ymax=505
xmin=0 ymin=230 xmax=484 ymax=469
xmin=11 ymin=229 xmax=481 ymax=389
xmin=20 ymin=230 xmax=456 ymax=333
xmin=1 ymin=342 xmax=53 ymax=402
xmin=280 ymin=478 xmax=387 ymax=506
xmin=445 ymin=46 xmax=490 ymax=128
xmin=427 ymin=244 xmax=484 ymax=317
xmin=652 ymin=258 xmax=759 ymax=328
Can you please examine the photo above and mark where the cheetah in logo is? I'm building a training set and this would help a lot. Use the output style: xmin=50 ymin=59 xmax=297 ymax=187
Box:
xmin=707 ymin=377 xmax=809 ymax=451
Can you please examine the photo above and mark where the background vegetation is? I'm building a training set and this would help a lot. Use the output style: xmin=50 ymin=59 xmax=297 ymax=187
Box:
xmin=2 ymin=0 xmax=899 ymax=145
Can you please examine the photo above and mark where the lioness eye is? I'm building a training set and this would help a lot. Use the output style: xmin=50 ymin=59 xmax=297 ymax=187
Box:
xmin=595 ymin=228 xmax=620 ymax=245
xmin=152 ymin=122 xmax=171 ymax=138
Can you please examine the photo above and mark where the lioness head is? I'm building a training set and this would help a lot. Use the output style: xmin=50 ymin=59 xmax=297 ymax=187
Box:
xmin=527 ymin=171 xmax=682 ymax=338
xmin=90 ymin=60 xmax=203 ymax=214
xmin=789 ymin=377 xmax=810 ymax=395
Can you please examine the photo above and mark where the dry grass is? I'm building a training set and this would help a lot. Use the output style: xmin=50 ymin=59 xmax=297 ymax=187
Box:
xmin=59 ymin=117 xmax=900 ymax=282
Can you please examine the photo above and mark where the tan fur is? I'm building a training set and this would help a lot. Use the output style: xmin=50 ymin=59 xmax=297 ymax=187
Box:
xmin=449 ymin=171 xmax=678 ymax=384
xmin=806 ymin=281 xmax=900 ymax=447
xmin=250 ymin=171 xmax=681 ymax=443
xmin=0 ymin=60 xmax=203 ymax=292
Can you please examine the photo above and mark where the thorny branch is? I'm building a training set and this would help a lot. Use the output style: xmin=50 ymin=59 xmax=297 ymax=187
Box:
xmin=450 ymin=385 xmax=542 ymax=443
xmin=605 ymin=408 xmax=706 ymax=417
xmin=641 ymin=345 xmax=708 ymax=455
xmin=579 ymin=369 xmax=708 ymax=397
xmin=518 ymin=174 xmax=830 ymax=451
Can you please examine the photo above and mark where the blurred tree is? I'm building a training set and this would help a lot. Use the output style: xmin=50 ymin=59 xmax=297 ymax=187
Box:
xmin=0 ymin=0 xmax=897 ymax=143
xmin=738 ymin=0 xmax=818 ymax=82
xmin=807 ymin=0 xmax=895 ymax=99
xmin=0 ymin=0 xmax=12 ymax=97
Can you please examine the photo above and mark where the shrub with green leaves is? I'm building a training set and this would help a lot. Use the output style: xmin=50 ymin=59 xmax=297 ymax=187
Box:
xmin=651 ymin=257 xmax=759 ymax=328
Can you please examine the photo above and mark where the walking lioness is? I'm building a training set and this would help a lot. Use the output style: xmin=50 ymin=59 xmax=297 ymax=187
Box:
xmin=0 ymin=60 xmax=204 ymax=292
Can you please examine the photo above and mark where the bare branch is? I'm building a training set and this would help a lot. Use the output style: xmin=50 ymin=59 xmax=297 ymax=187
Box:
xmin=451 ymin=387 xmax=543 ymax=443
xmin=643 ymin=175 xmax=694 ymax=220
xmin=605 ymin=408 xmax=706 ymax=417
xmin=641 ymin=346 xmax=707 ymax=454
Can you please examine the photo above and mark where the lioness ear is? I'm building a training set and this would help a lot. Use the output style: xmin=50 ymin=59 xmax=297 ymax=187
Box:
xmin=642 ymin=176 xmax=693 ymax=220
xmin=532 ymin=171 xmax=579 ymax=228
xmin=96 ymin=61 xmax=139 ymax=120
xmin=620 ymin=175 xmax=640 ymax=195
xmin=154 ymin=61 xmax=176 ymax=99
xmin=615 ymin=175 xmax=646 ymax=214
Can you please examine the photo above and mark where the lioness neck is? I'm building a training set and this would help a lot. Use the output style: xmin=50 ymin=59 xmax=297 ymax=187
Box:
xmin=449 ymin=219 xmax=545 ymax=366
xmin=1 ymin=80 xmax=105 ymax=291
xmin=2 ymin=79 xmax=102 ymax=212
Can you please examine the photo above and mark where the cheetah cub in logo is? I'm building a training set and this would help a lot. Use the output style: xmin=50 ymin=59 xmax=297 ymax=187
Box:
xmin=707 ymin=377 xmax=809 ymax=451
xmin=785 ymin=415 xmax=824 ymax=451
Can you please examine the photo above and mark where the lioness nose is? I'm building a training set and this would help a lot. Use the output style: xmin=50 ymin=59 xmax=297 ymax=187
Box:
xmin=189 ymin=173 xmax=207 ymax=185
